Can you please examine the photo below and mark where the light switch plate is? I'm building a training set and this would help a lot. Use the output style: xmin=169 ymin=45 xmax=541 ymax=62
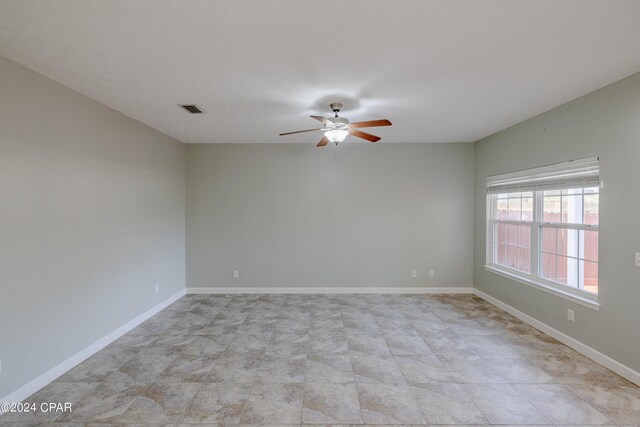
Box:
xmin=635 ymin=252 xmax=640 ymax=268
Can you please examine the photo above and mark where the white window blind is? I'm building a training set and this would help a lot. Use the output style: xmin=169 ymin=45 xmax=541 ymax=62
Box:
xmin=486 ymin=157 xmax=600 ymax=194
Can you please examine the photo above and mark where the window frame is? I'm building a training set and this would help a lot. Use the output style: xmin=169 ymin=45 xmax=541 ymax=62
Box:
xmin=486 ymin=187 xmax=600 ymax=309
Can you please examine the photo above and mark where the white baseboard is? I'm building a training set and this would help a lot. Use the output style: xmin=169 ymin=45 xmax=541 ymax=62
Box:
xmin=187 ymin=286 xmax=474 ymax=295
xmin=473 ymin=288 xmax=640 ymax=386
xmin=0 ymin=289 xmax=186 ymax=408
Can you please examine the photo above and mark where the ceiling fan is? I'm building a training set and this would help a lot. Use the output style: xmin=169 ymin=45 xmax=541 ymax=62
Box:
xmin=279 ymin=103 xmax=392 ymax=147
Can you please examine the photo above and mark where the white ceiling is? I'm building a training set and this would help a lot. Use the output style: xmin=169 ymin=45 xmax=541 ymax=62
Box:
xmin=1 ymin=0 xmax=640 ymax=144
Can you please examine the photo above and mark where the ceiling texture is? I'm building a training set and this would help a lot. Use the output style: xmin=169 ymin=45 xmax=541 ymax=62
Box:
xmin=1 ymin=0 xmax=640 ymax=144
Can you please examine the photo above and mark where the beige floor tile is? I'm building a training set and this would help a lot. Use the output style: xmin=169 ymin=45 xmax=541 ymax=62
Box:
xmin=463 ymin=383 xmax=550 ymax=425
xmin=206 ymin=352 xmax=262 ymax=383
xmin=395 ymin=355 xmax=457 ymax=384
xmin=265 ymin=334 xmax=308 ymax=359
xmin=180 ymin=382 xmax=250 ymax=424
xmin=155 ymin=354 xmax=216 ymax=383
xmin=439 ymin=355 xmax=507 ymax=384
xmin=5 ymin=294 xmax=634 ymax=426
xmin=256 ymin=356 xmax=306 ymax=383
xmin=417 ymin=330 xmax=475 ymax=357
xmin=385 ymin=334 xmax=435 ymax=356
xmin=56 ymin=382 xmax=148 ymax=423
xmin=346 ymin=334 xmax=392 ymax=356
xmin=514 ymin=383 xmax=610 ymax=425
xmin=342 ymin=315 xmax=382 ymax=335
xmin=302 ymin=382 xmax=363 ymax=424
xmin=56 ymin=349 xmax=132 ymax=383
xmin=461 ymin=334 xmax=520 ymax=357
xmin=357 ymin=383 xmax=425 ymax=424
xmin=350 ymin=351 xmax=406 ymax=384
xmin=410 ymin=383 xmax=488 ymax=424
xmin=240 ymin=382 xmax=304 ymax=424
xmin=306 ymin=354 xmax=354 ymax=383
xmin=116 ymin=382 xmax=200 ymax=423
xmin=308 ymin=335 xmax=349 ymax=354
xmin=103 ymin=353 xmax=175 ymax=383
xmin=481 ymin=355 xmax=553 ymax=383
xmin=568 ymin=383 xmax=640 ymax=425
xmin=526 ymin=353 xmax=627 ymax=386
xmin=0 ymin=382 xmax=99 ymax=424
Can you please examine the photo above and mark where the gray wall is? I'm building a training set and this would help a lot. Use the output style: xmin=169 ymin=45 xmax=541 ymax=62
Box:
xmin=187 ymin=143 xmax=474 ymax=288
xmin=474 ymin=72 xmax=640 ymax=372
xmin=0 ymin=55 xmax=186 ymax=398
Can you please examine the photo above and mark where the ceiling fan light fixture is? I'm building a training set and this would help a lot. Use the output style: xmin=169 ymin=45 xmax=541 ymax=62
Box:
xmin=324 ymin=129 xmax=349 ymax=143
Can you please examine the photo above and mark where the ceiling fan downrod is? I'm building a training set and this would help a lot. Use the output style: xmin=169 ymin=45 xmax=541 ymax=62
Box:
xmin=330 ymin=102 xmax=343 ymax=117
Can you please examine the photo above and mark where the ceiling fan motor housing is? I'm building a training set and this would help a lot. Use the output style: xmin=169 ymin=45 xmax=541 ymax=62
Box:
xmin=326 ymin=116 xmax=350 ymax=131
xmin=329 ymin=116 xmax=349 ymax=125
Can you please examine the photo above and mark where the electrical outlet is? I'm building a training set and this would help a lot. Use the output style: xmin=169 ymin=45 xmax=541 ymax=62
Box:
xmin=412 ymin=269 xmax=417 ymax=278
xmin=233 ymin=270 xmax=239 ymax=278
xmin=429 ymin=269 xmax=435 ymax=277
xmin=154 ymin=284 xmax=159 ymax=294
xmin=567 ymin=309 xmax=575 ymax=322
xmin=635 ymin=252 xmax=640 ymax=267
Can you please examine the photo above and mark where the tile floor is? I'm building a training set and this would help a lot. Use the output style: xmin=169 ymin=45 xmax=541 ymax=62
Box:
xmin=1 ymin=294 xmax=639 ymax=426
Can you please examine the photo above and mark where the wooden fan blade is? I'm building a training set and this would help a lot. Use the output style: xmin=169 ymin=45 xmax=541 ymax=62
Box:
xmin=279 ymin=128 xmax=321 ymax=136
xmin=310 ymin=115 xmax=331 ymax=124
xmin=317 ymin=136 xmax=329 ymax=147
xmin=350 ymin=119 xmax=392 ymax=129
xmin=349 ymin=129 xmax=381 ymax=142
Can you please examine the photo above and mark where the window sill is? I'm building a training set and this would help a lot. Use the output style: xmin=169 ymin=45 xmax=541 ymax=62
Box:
xmin=483 ymin=265 xmax=600 ymax=310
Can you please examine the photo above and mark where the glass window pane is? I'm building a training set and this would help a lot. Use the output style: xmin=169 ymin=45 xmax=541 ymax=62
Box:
xmin=521 ymin=197 xmax=533 ymax=221
xmin=496 ymin=244 xmax=506 ymax=266
xmin=497 ymin=199 xmax=509 ymax=220
xmin=584 ymin=193 xmax=599 ymax=225
xmin=493 ymin=187 xmax=597 ymax=293
xmin=557 ymin=255 xmax=578 ymax=288
xmin=508 ymin=198 xmax=522 ymax=221
xmin=505 ymin=224 xmax=517 ymax=246
xmin=518 ymin=249 xmax=531 ymax=273
xmin=540 ymin=253 xmax=557 ymax=282
xmin=556 ymin=255 xmax=569 ymax=286
xmin=543 ymin=196 xmax=561 ymax=222
xmin=540 ymin=227 xmax=557 ymax=254
xmin=558 ymin=228 xmax=579 ymax=258
xmin=496 ymin=223 xmax=506 ymax=245
xmin=562 ymin=194 xmax=584 ymax=224
xmin=506 ymin=245 xmax=518 ymax=269
xmin=581 ymin=260 xmax=598 ymax=294
xmin=581 ymin=230 xmax=598 ymax=262
xmin=518 ymin=225 xmax=531 ymax=249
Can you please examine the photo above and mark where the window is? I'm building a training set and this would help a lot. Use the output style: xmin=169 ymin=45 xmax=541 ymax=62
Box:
xmin=486 ymin=158 xmax=600 ymax=301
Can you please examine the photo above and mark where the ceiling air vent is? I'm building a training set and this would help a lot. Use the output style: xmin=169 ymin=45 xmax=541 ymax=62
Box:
xmin=179 ymin=104 xmax=204 ymax=114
